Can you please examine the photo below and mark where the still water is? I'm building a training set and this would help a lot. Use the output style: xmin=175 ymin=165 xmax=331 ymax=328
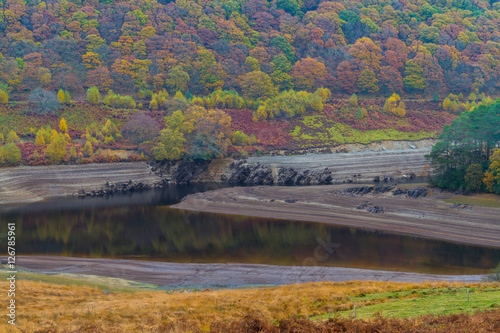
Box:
xmin=1 ymin=184 xmax=499 ymax=275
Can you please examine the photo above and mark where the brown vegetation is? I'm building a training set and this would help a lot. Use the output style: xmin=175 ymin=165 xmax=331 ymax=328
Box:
xmin=2 ymin=280 xmax=498 ymax=332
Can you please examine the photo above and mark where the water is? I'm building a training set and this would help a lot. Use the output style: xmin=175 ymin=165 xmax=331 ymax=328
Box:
xmin=1 ymin=184 xmax=499 ymax=275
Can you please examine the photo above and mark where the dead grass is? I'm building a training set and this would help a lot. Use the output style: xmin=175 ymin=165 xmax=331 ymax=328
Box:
xmin=1 ymin=279 xmax=497 ymax=332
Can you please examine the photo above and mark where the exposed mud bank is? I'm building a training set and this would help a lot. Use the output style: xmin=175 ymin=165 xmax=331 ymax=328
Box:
xmin=172 ymin=184 xmax=500 ymax=248
xmin=153 ymin=139 xmax=435 ymax=185
xmin=0 ymin=162 xmax=163 ymax=206
xmin=0 ymin=139 xmax=435 ymax=205
xmin=12 ymin=256 xmax=486 ymax=288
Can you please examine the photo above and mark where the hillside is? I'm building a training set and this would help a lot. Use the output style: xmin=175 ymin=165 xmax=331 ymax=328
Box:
xmin=1 ymin=0 xmax=499 ymax=167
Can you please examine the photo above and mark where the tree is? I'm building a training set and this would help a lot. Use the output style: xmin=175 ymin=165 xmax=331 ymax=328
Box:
xmin=6 ymin=131 xmax=20 ymax=144
xmin=464 ymin=164 xmax=484 ymax=192
xmin=239 ymin=71 xmax=277 ymax=100
xmin=428 ymin=102 xmax=500 ymax=190
xmin=0 ymin=89 xmax=8 ymax=104
xmin=87 ymin=87 xmax=101 ymax=105
xmin=165 ymin=67 xmax=190 ymax=93
xmin=152 ymin=129 xmax=186 ymax=161
xmin=290 ymin=58 xmax=327 ymax=92
xmin=57 ymin=89 xmax=65 ymax=104
xmin=349 ymin=94 xmax=358 ymax=107
xmin=82 ymin=141 xmax=93 ymax=157
xmin=1 ymin=143 xmax=21 ymax=166
xmin=122 ymin=112 xmax=161 ymax=144
xmin=357 ymin=69 xmax=379 ymax=93
xmin=29 ymin=88 xmax=61 ymax=115
xmin=383 ymin=93 xmax=406 ymax=117
xmin=59 ymin=118 xmax=68 ymax=132
xmin=35 ymin=129 xmax=46 ymax=145
xmin=484 ymin=149 xmax=500 ymax=194
xmin=403 ymin=60 xmax=426 ymax=92
xmin=45 ymin=132 xmax=68 ymax=163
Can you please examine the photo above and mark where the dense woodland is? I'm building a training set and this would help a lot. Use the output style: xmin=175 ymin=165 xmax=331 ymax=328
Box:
xmin=0 ymin=0 xmax=500 ymax=194
xmin=427 ymin=100 xmax=500 ymax=193
xmin=1 ymin=0 xmax=500 ymax=96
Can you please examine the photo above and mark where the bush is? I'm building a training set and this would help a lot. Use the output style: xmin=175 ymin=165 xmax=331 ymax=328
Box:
xmin=122 ymin=112 xmax=160 ymax=144
xmin=488 ymin=263 xmax=500 ymax=281
xmin=29 ymin=88 xmax=61 ymax=115
xmin=232 ymin=131 xmax=257 ymax=146
xmin=252 ymin=90 xmax=323 ymax=121
xmin=103 ymin=90 xmax=136 ymax=108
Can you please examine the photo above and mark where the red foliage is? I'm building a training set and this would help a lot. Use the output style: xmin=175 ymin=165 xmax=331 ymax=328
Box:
xmin=225 ymin=109 xmax=291 ymax=149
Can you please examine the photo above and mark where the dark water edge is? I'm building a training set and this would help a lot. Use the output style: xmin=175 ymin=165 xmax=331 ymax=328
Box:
xmin=1 ymin=182 xmax=499 ymax=275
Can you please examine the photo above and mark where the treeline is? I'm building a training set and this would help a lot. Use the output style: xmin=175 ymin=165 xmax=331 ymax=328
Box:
xmin=427 ymin=100 xmax=500 ymax=193
xmin=1 ymin=0 xmax=500 ymax=100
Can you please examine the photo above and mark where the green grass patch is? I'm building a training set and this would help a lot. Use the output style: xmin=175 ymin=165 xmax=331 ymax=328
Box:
xmin=313 ymin=287 xmax=500 ymax=320
xmin=443 ymin=194 xmax=500 ymax=208
xmin=291 ymin=120 xmax=436 ymax=147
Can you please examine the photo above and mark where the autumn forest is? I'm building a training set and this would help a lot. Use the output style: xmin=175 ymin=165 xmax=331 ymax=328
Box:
xmin=0 ymin=0 xmax=500 ymax=190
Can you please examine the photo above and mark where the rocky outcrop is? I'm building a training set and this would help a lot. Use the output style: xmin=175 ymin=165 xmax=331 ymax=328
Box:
xmin=76 ymin=179 xmax=164 ymax=197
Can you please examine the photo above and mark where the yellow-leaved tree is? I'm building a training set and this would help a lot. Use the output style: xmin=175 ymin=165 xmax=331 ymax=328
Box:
xmin=383 ymin=93 xmax=406 ymax=117
xmin=59 ymin=118 xmax=68 ymax=132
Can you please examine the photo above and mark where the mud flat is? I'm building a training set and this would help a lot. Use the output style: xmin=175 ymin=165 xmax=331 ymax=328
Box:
xmin=172 ymin=184 xmax=500 ymax=248
xmin=0 ymin=162 xmax=162 ymax=206
xmin=13 ymin=256 xmax=486 ymax=287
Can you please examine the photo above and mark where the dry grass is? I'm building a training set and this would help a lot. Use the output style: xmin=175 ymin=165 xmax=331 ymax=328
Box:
xmin=0 ymin=279 xmax=497 ymax=332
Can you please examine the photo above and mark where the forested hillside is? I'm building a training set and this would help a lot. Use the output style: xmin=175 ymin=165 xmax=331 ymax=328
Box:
xmin=1 ymin=0 xmax=500 ymax=96
xmin=1 ymin=0 xmax=500 ymax=168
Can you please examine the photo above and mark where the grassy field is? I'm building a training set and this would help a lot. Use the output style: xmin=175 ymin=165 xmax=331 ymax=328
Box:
xmin=315 ymin=286 xmax=500 ymax=320
xmin=1 ymin=271 xmax=498 ymax=332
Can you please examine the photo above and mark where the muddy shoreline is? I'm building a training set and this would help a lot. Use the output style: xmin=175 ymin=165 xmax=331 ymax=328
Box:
xmin=0 ymin=144 xmax=433 ymax=206
xmin=11 ymin=256 xmax=486 ymax=287
xmin=172 ymin=184 xmax=500 ymax=248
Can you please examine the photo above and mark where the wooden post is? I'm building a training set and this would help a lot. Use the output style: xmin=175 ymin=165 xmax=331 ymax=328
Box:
xmin=354 ymin=305 xmax=356 ymax=318
xmin=467 ymin=289 xmax=469 ymax=302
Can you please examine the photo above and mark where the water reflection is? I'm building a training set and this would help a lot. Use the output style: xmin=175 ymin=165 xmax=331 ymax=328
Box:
xmin=1 ymin=185 xmax=499 ymax=275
